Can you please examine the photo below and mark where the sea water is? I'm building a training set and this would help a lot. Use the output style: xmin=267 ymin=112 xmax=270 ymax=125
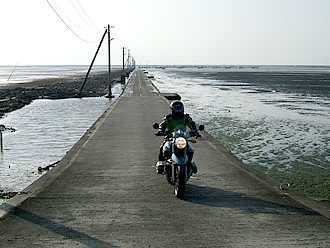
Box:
xmin=0 ymin=65 xmax=123 ymax=86
xmin=0 ymin=80 xmax=123 ymax=204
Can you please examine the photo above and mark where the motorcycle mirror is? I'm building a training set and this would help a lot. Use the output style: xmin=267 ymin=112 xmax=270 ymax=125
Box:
xmin=153 ymin=123 xmax=159 ymax=129
xmin=198 ymin=125 xmax=205 ymax=131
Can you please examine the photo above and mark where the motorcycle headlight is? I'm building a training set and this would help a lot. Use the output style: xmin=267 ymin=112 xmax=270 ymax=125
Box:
xmin=175 ymin=137 xmax=187 ymax=149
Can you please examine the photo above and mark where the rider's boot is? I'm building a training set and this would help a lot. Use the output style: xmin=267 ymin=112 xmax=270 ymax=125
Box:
xmin=191 ymin=162 xmax=198 ymax=174
xmin=187 ymin=152 xmax=198 ymax=174
xmin=157 ymin=146 xmax=165 ymax=174
xmin=156 ymin=161 xmax=165 ymax=174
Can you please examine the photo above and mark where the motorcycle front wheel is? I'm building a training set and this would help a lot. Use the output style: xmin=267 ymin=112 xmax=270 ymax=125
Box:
xmin=165 ymin=164 xmax=174 ymax=185
xmin=174 ymin=165 xmax=186 ymax=199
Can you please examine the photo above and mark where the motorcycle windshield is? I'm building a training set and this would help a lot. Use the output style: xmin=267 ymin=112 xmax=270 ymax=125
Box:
xmin=173 ymin=125 xmax=189 ymax=138
xmin=174 ymin=125 xmax=186 ymax=132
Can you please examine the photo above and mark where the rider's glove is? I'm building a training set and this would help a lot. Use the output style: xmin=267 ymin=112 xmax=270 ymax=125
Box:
xmin=155 ymin=130 xmax=165 ymax=136
xmin=194 ymin=131 xmax=201 ymax=139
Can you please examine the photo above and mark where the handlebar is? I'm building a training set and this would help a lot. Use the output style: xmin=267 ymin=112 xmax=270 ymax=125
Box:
xmin=155 ymin=131 xmax=201 ymax=139
xmin=153 ymin=122 xmax=204 ymax=139
xmin=189 ymin=130 xmax=201 ymax=139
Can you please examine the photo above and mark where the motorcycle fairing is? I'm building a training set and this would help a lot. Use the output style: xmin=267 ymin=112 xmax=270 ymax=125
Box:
xmin=163 ymin=140 xmax=172 ymax=158
xmin=172 ymin=153 xmax=188 ymax=165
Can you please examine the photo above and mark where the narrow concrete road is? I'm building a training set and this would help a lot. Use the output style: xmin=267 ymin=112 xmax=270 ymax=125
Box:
xmin=0 ymin=70 xmax=329 ymax=247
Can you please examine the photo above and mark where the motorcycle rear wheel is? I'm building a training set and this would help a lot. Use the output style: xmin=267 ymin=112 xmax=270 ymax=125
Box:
xmin=174 ymin=166 xmax=186 ymax=199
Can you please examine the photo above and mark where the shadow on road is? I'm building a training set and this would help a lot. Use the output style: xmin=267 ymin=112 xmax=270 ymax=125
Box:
xmin=185 ymin=184 xmax=319 ymax=216
xmin=1 ymin=203 xmax=117 ymax=248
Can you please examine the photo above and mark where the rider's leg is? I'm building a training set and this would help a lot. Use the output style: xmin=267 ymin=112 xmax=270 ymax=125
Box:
xmin=157 ymin=141 xmax=172 ymax=174
xmin=158 ymin=145 xmax=165 ymax=161
xmin=187 ymin=145 xmax=197 ymax=174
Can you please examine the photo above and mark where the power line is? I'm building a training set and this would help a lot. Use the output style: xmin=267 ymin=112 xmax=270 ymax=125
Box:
xmin=112 ymin=29 xmax=124 ymax=51
xmin=47 ymin=0 xmax=99 ymax=43
xmin=49 ymin=0 xmax=90 ymax=34
xmin=76 ymin=0 xmax=102 ymax=32
xmin=69 ymin=0 xmax=100 ymax=33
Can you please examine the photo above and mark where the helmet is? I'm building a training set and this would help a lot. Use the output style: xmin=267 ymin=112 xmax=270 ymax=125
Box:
xmin=170 ymin=100 xmax=184 ymax=113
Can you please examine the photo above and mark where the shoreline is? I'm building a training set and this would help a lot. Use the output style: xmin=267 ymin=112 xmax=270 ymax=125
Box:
xmin=0 ymin=70 xmax=123 ymax=117
xmin=0 ymin=76 xmax=80 ymax=90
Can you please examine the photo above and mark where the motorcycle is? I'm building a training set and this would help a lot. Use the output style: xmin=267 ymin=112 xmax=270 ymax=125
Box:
xmin=153 ymin=123 xmax=204 ymax=199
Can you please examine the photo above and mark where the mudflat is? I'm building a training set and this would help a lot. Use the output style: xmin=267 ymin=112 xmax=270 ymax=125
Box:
xmin=0 ymin=70 xmax=122 ymax=117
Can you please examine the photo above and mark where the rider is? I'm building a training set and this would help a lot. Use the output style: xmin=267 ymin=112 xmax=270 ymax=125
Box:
xmin=155 ymin=100 xmax=200 ymax=174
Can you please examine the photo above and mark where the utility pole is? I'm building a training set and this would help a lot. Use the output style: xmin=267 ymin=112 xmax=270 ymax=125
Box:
xmin=122 ymin=47 xmax=126 ymax=72
xmin=121 ymin=47 xmax=126 ymax=83
xmin=107 ymin=24 xmax=114 ymax=98
xmin=127 ymin=49 xmax=131 ymax=70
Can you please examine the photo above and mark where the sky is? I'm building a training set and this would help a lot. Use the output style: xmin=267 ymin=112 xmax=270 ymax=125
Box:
xmin=1 ymin=0 xmax=330 ymax=66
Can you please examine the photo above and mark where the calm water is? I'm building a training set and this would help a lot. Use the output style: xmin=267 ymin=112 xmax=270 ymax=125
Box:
xmin=0 ymin=65 xmax=123 ymax=86
xmin=0 ymin=78 xmax=123 ymax=204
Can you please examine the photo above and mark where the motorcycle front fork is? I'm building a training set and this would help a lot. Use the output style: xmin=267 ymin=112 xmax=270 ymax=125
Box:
xmin=172 ymin=164 xmax=190 ymax=185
